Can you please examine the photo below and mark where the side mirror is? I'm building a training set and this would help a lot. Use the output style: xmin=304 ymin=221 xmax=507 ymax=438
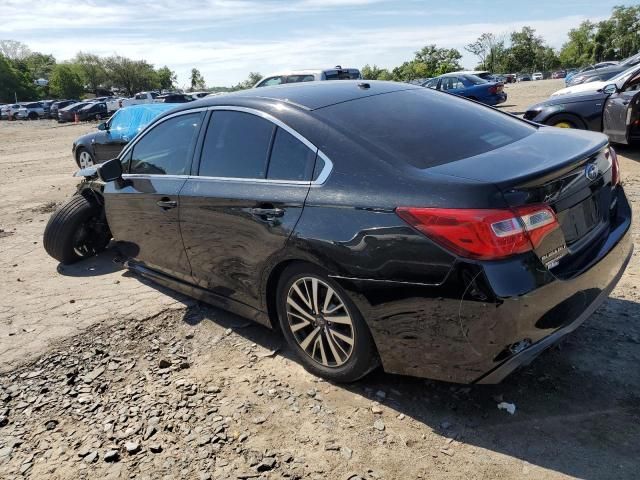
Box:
xmin=602 ymin=84 xmax=618 ymax=95
xmin=97 ymin=158 xmax=123 ymax=183
xmin=97 ymin=122 xmax=109 ymax=131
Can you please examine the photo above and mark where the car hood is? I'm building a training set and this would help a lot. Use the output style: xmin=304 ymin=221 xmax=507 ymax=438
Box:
xmin=74 ymin=131 xmax=99 ymax=146
xmin=529 ymin=90 xmax=607 ymax=110
xmin=552 ymin=81 xmax=608 ymax=96
xmin=427 ymin=127 xmax=608 ymax=188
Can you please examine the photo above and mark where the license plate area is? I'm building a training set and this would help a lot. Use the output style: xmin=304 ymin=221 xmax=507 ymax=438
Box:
xmin=557 ymin=196 xmax=600 ymax=245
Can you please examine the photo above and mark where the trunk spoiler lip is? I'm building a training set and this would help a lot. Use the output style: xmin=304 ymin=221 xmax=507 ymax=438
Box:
xmin=425 ymin=128 xmax=609 ymax=190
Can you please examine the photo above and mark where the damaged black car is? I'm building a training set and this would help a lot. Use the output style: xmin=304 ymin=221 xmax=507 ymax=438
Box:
xmin=43 ymin=81 xmax=633 ymax=384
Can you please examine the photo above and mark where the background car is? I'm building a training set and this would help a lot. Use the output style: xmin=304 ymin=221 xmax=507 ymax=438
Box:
xmin=155 ymin=93 xmax=194 ymax=103
xmin=76 ymin=102 xmax=110 ymax=121
xmin=551 ymin=70 xmax=567 ymax=79
xmin=50 ymin=99 xmax=79 ymax=119
xmin=517 ymin=73 xmax=532 ymax=81
xmin=58 ymin=102 xmax=91 ymax=123
xmin=15 ymin=102 xmax=45 ymax=120
xmin=1 ymin=104 xmax=21 ymax=120
xmin=532 ymin=72 xmax=543 ymax=80
xmin=72 ymin=103 xmax=177 ymax=168
xmin=552 ymin=64 xmax=640 ymax=97
xmin=448 ymin=70 xmax=494 ymax=81
xmin=564 ymin=61 xmax=619 ymax=85
xmin=567 ymin=55 xmax=639 ymax=86
xmin=254 ymin=66 xmax=361 ymax=88
xmin=422 ymin=73 xmax=507 ymax=106
xmin=524 ymin=68 xmax=640 ymax=144
xmin=190 ymin=91 xmax=210 ymax=100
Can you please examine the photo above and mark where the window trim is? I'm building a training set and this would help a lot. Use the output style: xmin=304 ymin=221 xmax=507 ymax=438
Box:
xmin=119 ymin=105 xmax=333 ymax=186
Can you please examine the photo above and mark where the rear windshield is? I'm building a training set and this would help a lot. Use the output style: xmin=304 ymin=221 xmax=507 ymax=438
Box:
xmin=462 ymin=74 xmax=487 ymax=84
xmin=314 ymin=88 xmax=535 ymax=169
xmin=324 ymin=69 xmax=360 ymax=80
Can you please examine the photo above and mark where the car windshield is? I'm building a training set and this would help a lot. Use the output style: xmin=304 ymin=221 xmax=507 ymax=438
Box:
xmin=324 ymin=69 xmax=360 ymax=80
xmin=315 ymin=88 xmax=535 ymax=169
xmin=613 ymin=65 xmax=640 ymax=85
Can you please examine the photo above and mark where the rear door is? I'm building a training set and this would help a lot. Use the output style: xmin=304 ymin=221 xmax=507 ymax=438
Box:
xmin=104 ymin=110 xmax=204 ymax=281
xmin=179 ymin=109 xmax=317 ymax=309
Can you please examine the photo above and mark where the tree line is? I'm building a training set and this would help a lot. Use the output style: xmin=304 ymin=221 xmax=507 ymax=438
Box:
xmin=1 ymin=4 xmax=638 ymax=102
xmin=363 ymin=5 xmax=639 ymax=81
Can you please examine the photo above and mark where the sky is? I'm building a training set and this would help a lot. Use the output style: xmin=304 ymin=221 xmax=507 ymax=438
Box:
xmin=0 ymin=0 xmax=631 ymax=88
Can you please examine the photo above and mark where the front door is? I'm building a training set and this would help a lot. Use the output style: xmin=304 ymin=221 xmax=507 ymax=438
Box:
xmin=179 ymin=110 xmax=317 ymax=310
xmin=93 ymin=110 xmax=130 ymax=162
xmin=104 ymin=111 xmax=204 ymax=281
xmin=603 ymin=71 xmax=640 ymax=144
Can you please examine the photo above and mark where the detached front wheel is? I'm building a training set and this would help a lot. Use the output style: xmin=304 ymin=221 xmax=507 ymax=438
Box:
xmin=276 ymin=264 xmax=378 ymax=383
xmin=43 ymin=194 xmax=111 ymax=264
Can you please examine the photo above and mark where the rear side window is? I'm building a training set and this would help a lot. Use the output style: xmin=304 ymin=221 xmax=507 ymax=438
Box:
xmin=324 ymin=69 xmax=360 ymax=80
xmin=267 ymin=128 xmax=316 ymax=181
xmin=199 ymin=111 xmax=274 ymax=178
xmin=129 ymin=112 xmax=202 ymax=175
xmin=286 ymin=74 xmax=315 ymax=83
xmin=257 ymin=76 xmax=284 ymax=87
xmin=315 ymin=88 xmax=535 ymax=169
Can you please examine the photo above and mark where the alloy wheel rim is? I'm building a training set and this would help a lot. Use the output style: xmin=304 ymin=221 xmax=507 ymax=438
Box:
xmin=554 ymin=121 xmax=573 ymax=128
xmin=286 ymin=277 xmax=355 ymax=368
xmin=79 ymin=151 xmax=94 ymax=168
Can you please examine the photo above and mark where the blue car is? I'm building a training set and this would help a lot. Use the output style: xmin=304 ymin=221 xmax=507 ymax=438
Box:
xmin=422 ymin=74 xmax=507 ymax=106
xmin=564 ymin=62 xmax=619 ymax=86
xmin=72 ymin=104 xmax=178 ymax=168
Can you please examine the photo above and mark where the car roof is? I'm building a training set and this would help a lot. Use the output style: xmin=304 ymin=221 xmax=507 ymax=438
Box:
xmin=449 ymin=70 xmax=489 ymax=75
xmin=262 ymin=67 xmax=360 ymax=77
xmin=177 ymin=80 xmax=418 ymax=112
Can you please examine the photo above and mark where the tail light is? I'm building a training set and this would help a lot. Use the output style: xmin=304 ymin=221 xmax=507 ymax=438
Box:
xmin=609 ymin=146 xmax=620 ymax=186
xmin=488 ymin=83 xmax=503 ymax=94
xmin=396 ymin=205 xmax=559 ymax=260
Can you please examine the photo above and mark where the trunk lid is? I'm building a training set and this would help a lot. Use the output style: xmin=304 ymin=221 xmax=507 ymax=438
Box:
xmin=429 ymin=127 xmax=614 ymax=275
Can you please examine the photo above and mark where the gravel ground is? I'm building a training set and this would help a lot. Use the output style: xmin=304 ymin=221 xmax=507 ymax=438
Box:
xmin=0 ymin=79 xmax=639 ymax=480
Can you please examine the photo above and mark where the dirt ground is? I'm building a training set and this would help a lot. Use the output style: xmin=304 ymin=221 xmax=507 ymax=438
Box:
xmin=0 ymin=79 xmax=639 ymax=480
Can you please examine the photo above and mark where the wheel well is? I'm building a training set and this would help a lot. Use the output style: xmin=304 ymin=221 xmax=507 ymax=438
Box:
xmin=545 ymin=112 xmax=587 ymax=129
xmin=265 ymin=259 xmax=318 ymax=329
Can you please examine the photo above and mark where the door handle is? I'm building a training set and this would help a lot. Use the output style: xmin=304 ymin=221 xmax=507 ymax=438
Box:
xmin=249 ymin=207 xmax=285 ymax=218
xmin=157 ymin=198 xmax=178 ymax=209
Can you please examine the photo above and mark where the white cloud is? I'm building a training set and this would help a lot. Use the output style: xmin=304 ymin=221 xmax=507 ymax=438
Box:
xmin=0 ymin=1 xmax=603 ymax=86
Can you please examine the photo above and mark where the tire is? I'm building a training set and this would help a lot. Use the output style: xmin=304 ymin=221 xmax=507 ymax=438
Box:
xmin=43 ymin=194 xmax=111 ymax=264
xmin=545 ymin=114 xmax=585 ymax=130
xmin=76 ymin=148 xmax=95 ymax=169
xmin=28 ymin=112 xmax=38 ymax=120
xmin=276 ymin=263 xmax=378 ymax=383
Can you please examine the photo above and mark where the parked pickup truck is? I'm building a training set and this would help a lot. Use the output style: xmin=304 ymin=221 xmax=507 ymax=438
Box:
xmin=120 ymin=91 xmax=160 ymax=108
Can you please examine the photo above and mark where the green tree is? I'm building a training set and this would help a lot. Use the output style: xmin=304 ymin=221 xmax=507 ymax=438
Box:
xmin=105 ymin=56 xmax=159 ymax=96
xmin=190 ymin=68 xmax=206 ymax=90
xmin=48 ymin=63 xmax=84 ymax=98
xmin=414 ymin=45 xmax=462 ymax=76
xmin=0 ymin=54 xmax=38 ymax=102
xmin=23 ymin=52 xmax=56 ymax=80
xmin=232 ymin=72 xmax=263 ymax=90
xmin=465 ymin=33 xmax=505 ymax=72
xmin=156 ymin=66 xmax=177 ymax=90
xmin=361 ymin=64 xmax=393 ymax=80
xmin=559 ymin=21 xmax=596 ymax=67
xmin=74 ymin=52 xmax=106 ymax=94
xmin=509 ymin=27 xmax=546 ymax=72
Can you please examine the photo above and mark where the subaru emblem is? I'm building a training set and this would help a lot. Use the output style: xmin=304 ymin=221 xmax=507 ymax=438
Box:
xmin=585 ymin=163 xmax=599 ymax=181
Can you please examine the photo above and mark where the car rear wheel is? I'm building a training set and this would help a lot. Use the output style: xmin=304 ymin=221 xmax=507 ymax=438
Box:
xmin=546 ymin=114 xmax=584 ymax=129
xmin=43 ymin=194 xmax=111 ymax=264
xmin=276 ymin=264 xmax=378 ymax=382
xmin=76 ymin=148 xmax=95 ymax=168
xmin=28 ymin=112 xmax=38 ymax=120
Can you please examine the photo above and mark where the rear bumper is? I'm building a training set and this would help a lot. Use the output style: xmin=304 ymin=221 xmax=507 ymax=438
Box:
xmin=335 ymin=187 xmax=633 ymax=384
xmin=486 ymin=93 xmax=507 ymax=106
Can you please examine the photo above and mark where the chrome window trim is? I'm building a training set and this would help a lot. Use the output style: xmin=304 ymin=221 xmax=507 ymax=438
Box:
xmin=118 ymin=105 xmax=334 ymax=186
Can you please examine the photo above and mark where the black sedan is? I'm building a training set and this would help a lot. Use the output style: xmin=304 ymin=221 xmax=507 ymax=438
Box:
xmin=156 ymin=93 xmax=194 ymax=103
xmin=524 ymin=67 xmax=640 ymax=145
xmin=77 ymin=102 xmax=110 ymax=121
xmin=43 ymin=81 xmax=632 ymax=384
xmin=58 ymin=102 xmax=90 ymax=123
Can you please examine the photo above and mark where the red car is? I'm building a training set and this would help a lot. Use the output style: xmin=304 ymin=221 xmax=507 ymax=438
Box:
xmin=551 ymin=70 xmax=567 ymax=79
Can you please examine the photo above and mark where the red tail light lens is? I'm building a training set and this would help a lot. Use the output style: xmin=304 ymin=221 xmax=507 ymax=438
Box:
xmin=609 ymin=146 xmax=620 ymax=186
xmin=396 ymin=205 xmax=559 ymax=260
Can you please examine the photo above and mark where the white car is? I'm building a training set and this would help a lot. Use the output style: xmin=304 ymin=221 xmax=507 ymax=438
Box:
xmin=1 ymin=104 xmax=21 ymax=119
xmin=254 ymin=66 xmax=361 ymax=88
xmin=551 ymin=64 xmax=640 ymax=97
xmin=532 ymin=72 xmax=543 ymax=81
xmin=190 ymin=91 xmax=209 ymax=100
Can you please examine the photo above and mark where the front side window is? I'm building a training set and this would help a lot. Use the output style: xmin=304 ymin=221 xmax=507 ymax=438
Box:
xmin=199 ymin=111 xmax=274 ymax=178
xmin=267 ymin=128 xmax=316 ymax=181
xmin=129 ymin=112 xmax=202 ymax=175
xmin=423 ymin=78 xmax=438 ymax=89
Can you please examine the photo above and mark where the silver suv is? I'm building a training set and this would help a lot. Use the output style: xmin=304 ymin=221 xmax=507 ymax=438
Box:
xmin=15 ymin=102 xmax=45 ymax=120
xmin=254 ymin=66 xmax=361 ymax=88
